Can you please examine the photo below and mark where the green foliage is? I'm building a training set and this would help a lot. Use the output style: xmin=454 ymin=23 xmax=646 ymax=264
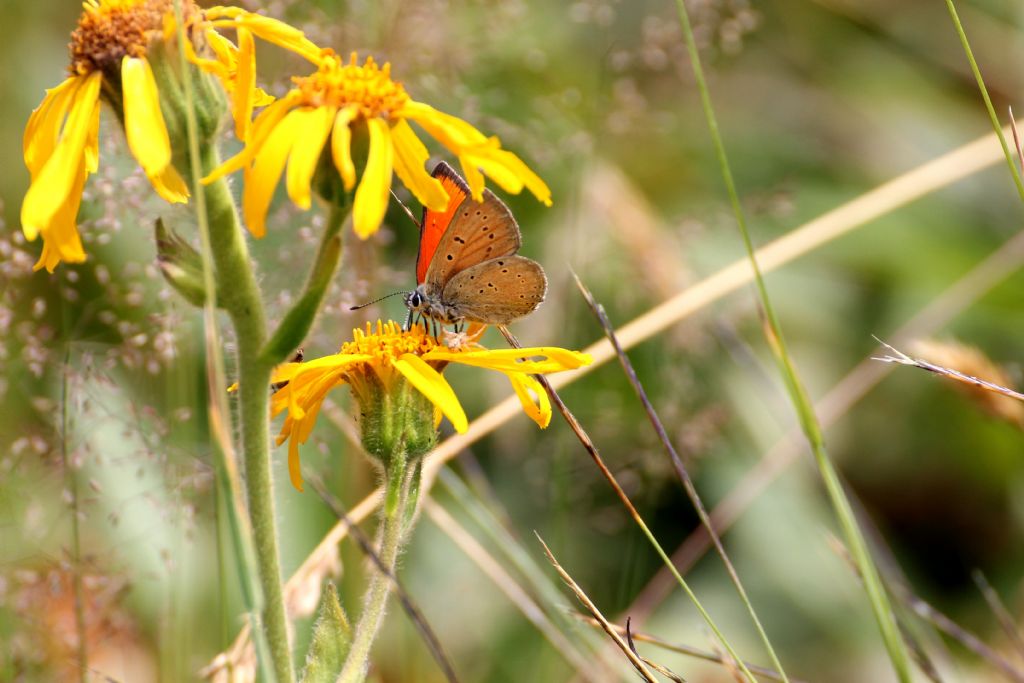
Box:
xmin=155 ymin=218 xmax=212 ymax=308
xmin=301 ymin=582 xmax=352 ymax=683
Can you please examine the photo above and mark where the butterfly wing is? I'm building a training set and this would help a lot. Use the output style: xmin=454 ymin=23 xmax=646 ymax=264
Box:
xmin=441 ymin=255 xmax=547 ymax=324
xmin=422 ymin=167 xmax=522 ymax=295
xmin=417 ymin=162 xmax=470 ymax=285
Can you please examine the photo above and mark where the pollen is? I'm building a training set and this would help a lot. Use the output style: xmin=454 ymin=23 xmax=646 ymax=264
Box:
xmin=292 ymin=52 xmax=410 ymax=119
xmin=341 ymin=320 xmax=440 ymax=362
xmin=69 ymin=0 xmax=196 ymax=76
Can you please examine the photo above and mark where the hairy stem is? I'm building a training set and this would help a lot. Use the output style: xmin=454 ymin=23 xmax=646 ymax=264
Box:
xmin=201 ymin=145 xmax=294 ymax=683
xmin=338 ymin=467 xmax=414 ymax=683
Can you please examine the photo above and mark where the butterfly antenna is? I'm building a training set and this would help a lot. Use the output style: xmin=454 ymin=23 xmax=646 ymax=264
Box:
xmin=390 ymin=189 xmax=421 ymax=229
xmin=350 ymin=291 xmax=407 ymax=311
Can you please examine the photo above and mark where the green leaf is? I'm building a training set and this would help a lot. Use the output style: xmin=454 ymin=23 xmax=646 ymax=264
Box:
xmin=300 ymin=582 xmax=352 ymax=683
xmin=154 ymin=218 xmax=213 ymax=308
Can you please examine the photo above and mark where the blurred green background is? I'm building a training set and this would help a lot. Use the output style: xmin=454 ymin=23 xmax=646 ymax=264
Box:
xmin=4 ymin=0 xmax=1024 ymax=681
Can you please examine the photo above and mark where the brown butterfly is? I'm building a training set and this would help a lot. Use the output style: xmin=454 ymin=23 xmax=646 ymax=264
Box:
xmin=404 ymin=162 xmax=547 ymax=330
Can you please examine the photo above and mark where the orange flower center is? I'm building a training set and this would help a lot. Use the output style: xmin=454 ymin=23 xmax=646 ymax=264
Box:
xmin=292 ymin=52 xmax=410 ymax=119
xmin=341 ymin=321 xmax=439 ymax=364
xmin=69 ymin=0 xmax=196 ymax=76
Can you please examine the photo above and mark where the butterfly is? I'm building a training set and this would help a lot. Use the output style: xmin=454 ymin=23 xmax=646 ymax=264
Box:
xmin=404 ymin=162 xmax=547 ymax=331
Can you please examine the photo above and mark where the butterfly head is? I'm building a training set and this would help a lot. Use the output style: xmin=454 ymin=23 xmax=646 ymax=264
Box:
xmin=403 ymin=286 xmax=427 ymax=315
xmin=404 ymin=284 xmax=464 ymax=327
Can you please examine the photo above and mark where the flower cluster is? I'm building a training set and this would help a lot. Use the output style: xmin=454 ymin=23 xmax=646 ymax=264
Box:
xmin=21 ymin=1 xmax=553 ymax=268
xmin=21 ymin=0 xmax=318 ymax=271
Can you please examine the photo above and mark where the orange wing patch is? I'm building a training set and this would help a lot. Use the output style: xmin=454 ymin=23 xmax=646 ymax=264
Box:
xmin=417 ymin=164 xmax=470 ymax=284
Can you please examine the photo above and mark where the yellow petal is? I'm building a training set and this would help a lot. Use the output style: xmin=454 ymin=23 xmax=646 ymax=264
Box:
xmin=33 ymin=242 xmax=59 ymax=273
xmin=330 ymin=105 xmax=359 ymax=191
xmin=400 ymin=101 xmax=552 ymax=206
xmin=393 ymin=353 xmax=468 ymax=433
xmin=387 ymin=118 xmax=448 ymax=210
xmin=509 ymin=372 xmax=551 ymax=428
xmin=270 ymin=354 xmax=371 ymax=418
xmin=32 ymin=162 xmax=89 ymax=271
xmin=24 ymin=75 xmax=81 ymax=178
xmin=458 ymin=156 xmax=487 ymax=202
xmin=352 ymin=118 xmax=394 ymax=239
xmin=399 ymin=101 xmax=488 ymax=150
xmin=84 ymin=100 xmax=101 ymax=174
xmin=288 ymin=425 xmax=305 ymax=491
xmin=188 ymin=28 xmax=230 ymax=77
xmin=467 ymin=152 xmax=524 ymax=194
xmin=285 ymin=106 xmax=335 ymax=210
xmin=122 ymin=57 xmax=188 ymax=203
xmin=390 ymin=119 xmax=449 ymax=211
xmin=202 ymin=28 xmax=236 ymax=74
xmin=203 ymin=91 xmax=301 ymax=184
xmin=278 ymin=364 xmax=358 ymax=492
xmin=466 ymin=144 xmax=553 ymax=206
xmin=21 ymin=72 xmax=101 ymax=240
xmin=425 ymin=347 xmax=592 ymax=374
xmin=207 ymin=10 xmax=322 ymax=63
xmin=232 ymin=27 xmax=256 ymax=141
xmin=242 ymin=108 xmax=306 ymax=237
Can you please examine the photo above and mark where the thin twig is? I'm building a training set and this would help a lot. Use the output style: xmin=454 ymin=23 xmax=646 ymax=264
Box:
xmin=625 ymin=619 xmax=685 ymax=683
xmin=671 ymin=0 xmax=910 ymax=674
xmin=1009 ymin=108 xmax=1024 ymax=177
xmin=574 ymin=273 xmax=788 ymax=679
xmin=943 ymin=0 xmax=1024 ymax=202
xmin=61 ymin=350 xmax=88 ymax=683
xmin=873 ymin=339 xmax=1024 ymax=402
xmin=573 ymin=615 xmax=805 ymax=683
xmin=499 ymin=325 xmax=756 ymax=682
xmin=904 ymin=589 xmax=1024 ymax=683
xmin=306 ymin=474 xmax=460 ymax=683
xmin=535 ymin=534 xmax=659 ymax=683
xmin=828 ymin=537 xmax=1024 ymax=683
xmin=424 ymin=500 xmax=611 ymax=681
xmin=624 ymin=228 xmax=1024 ymax=624
xmin=432 ymin=467 xmax=627 ymax=677
xmin=972 ymin=570 xmax=1024 ymax=666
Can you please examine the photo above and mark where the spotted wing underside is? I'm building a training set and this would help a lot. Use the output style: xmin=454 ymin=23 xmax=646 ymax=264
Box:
xmin=441 ymin=256 xmax=547 ymax=324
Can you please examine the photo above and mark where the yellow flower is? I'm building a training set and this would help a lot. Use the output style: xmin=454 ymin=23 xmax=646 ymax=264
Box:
xmin=188 ymin=6 xmax=322 ymax=141
xmin=204 ymin=51 xmax=553 ymax=240
xmin=20 ymin=0 xmax=321 ymax=272
xmin=270 ymin=321 xmax=590 ymax=491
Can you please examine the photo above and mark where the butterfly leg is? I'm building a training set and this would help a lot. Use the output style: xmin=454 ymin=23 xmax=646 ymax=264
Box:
xmin=403 ymin=309 xmax=413 ymax=331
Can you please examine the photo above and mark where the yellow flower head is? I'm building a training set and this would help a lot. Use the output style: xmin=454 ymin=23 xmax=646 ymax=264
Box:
xmin=205 ymin=51 xmax=553 ymax=240
xmin=20 ymin=0 xmax=321 ymax=272
xmin=270 ymin=320 xmax=591 ymax=491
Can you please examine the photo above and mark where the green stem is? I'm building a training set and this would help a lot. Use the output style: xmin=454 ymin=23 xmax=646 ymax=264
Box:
xmin=201 ymin=145 xmax=295 ymax=683
xmin=338 ymin=468 xmax=414 ymax=683
xmin=263 ymin=201 xmax=348 ymax=365
xmin=943 ymin=0 xmax=1024 ymax=203
xmin=670 ymin=1 xmax=911 ymax=681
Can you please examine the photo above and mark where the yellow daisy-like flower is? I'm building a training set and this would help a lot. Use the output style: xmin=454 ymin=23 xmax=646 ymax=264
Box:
xmin=188 ymin=6 xmax=322 ymax=142
xmin=20 ymin=0 xmax=321 ymax=272
xmin=270 ymin=320 xmax=590 ymax=491
xmin=204 ymin=51 xmax=553 ymax=240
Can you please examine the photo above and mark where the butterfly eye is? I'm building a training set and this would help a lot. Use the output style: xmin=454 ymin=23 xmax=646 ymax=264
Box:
xmin=408 ymin=291 xmax=423 ymax=308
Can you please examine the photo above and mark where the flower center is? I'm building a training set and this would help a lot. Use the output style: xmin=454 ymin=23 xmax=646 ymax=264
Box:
xmin=69 ymin=0 xmax=196 ymax=76
xmin=293 ymin=52 xmax=410 ymax=119
xmin=341 ymin=321 xmax=439 ymax=364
